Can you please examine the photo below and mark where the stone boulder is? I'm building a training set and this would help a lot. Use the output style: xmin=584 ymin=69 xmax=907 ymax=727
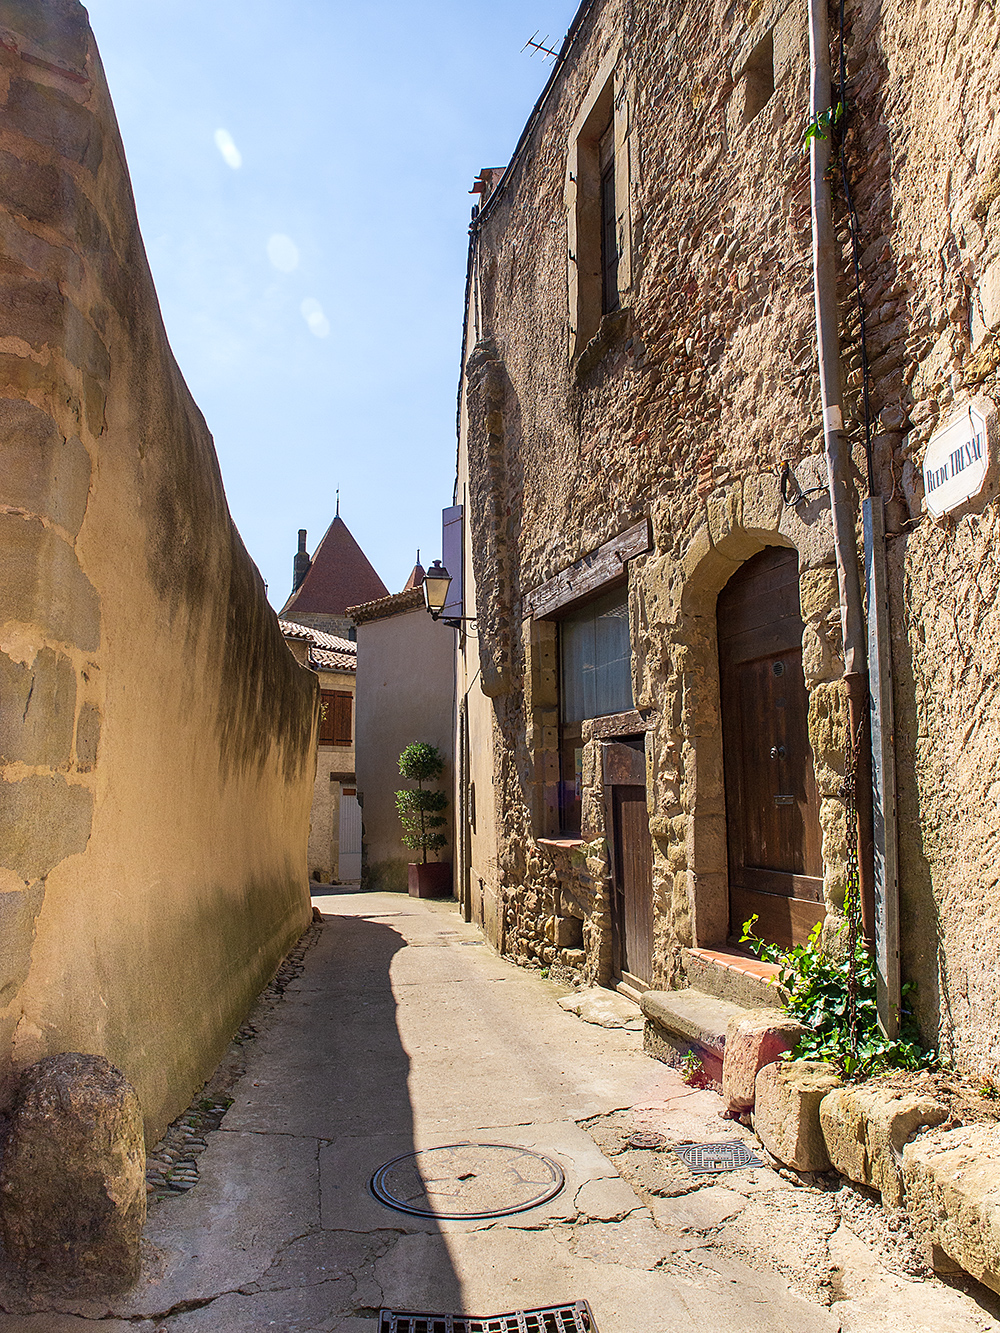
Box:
xmin=722 ymin=1008 xmax=806 ymax=1113
xmin=754 ymin=1059 xmax=842 ymax=1171
xmin=0 ymin=1053 xmax=146 ymax=1292
xmin=902 ymin=1121 xmax=1000 ymax=1289
xmin=558 ymin=987 xmax=642 ymax=1029
xmin=820 ymin=1081 xmax=948 ymax=1206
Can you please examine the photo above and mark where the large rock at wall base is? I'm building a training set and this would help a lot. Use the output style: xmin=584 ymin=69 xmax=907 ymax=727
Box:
xmin=820 ymin=1082 xmax=949 ymax=1207
xmin=0 ymin=1053 xmax=146 ymax=1293
xmin=722 ymin=1008 xmax=806 ymax=1113
xmin=902 ymin=1123 xmax=1000 ymax=1289
xmin=753 ymin=1059 xmax=842 ymax=1171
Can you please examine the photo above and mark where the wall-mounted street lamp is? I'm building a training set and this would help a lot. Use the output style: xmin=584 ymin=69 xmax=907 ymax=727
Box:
xmin=422 ymin=560 xmax=475 ymax=632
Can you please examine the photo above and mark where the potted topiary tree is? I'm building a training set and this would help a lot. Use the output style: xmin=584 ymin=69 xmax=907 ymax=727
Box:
xmin=395 ymin=742 xmax=452 ymax=898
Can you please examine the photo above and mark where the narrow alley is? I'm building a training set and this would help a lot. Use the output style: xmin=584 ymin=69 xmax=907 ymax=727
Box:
xmin=2 ymin=894 xmax=996 ymax=1333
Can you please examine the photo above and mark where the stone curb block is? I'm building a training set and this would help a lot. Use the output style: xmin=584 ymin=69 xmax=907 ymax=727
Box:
xmin=754 ymin=1059 xmax=842 ymax=1171
xmin=820 ymin=1082 xmax=949 ymax=1207
xmin=722 ymin=1008 xmax=806 ymax=1113
xmin=902 ymin=1121 xmax=1000 ymax=1291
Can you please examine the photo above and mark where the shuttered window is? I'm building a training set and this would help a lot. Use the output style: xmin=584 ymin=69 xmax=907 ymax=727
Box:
xmin=319 ymin=690 xmax=353 ymax=746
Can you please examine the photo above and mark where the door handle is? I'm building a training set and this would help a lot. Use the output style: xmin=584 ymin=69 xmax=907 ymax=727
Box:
xmin=770 ymin=745 xmax=786 ymax=760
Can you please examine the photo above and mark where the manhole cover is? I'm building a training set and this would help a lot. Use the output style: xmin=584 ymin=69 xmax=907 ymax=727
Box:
xmin=627 ymin=1130 xmax=666 ymax=1150
xmin=674 ymin=1140 xmax=764 ymax=1175
xmin=379 ymin=1301 xmax=596 ymax=1332
xmin=370 ymin=1143 xmax=565 ymax=1219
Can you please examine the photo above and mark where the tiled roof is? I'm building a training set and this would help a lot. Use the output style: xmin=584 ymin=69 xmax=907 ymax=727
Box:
xmin=347 ymin=587 xmax=425 ymax=624
xmin=280 ymin=515 xmax=388 ymax=617
xmin=310 ymin=647 xmax=357 ymax=673
xmin=279 ymin=620 xmax=354 ymax=652
xmin=279 ymin=620 xmax=357 ymax=673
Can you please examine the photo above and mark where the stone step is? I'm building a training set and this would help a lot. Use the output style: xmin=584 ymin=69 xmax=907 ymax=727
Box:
xmin=640 ymin=987 xmax=753 ymax=1085
xmin=681 ymin=946 xmax=786 ymax=1010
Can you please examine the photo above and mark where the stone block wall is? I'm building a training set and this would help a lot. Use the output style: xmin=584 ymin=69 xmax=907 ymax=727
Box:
xmin=0 ymin=0 xmax=316 ymax=1140
xmin=457 ymin=0 xmax=1000 ymax=1067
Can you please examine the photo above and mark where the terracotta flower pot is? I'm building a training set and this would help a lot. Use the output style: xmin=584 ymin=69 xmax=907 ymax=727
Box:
xmin=408 ymin=862 xmax=453 ymax=898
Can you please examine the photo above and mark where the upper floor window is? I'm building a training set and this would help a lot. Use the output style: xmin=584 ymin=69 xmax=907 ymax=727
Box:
xmin=599 ymin=121 xmax=620 ymax=316
xmin=565 ymin=48 xmax=630 ymax=357
xmin=319 ymin=690 xmax=352 ymax=746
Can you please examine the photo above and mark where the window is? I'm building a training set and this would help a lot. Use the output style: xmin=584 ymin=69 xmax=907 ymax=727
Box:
xmin=558 ymin=586 xmax=633 ymax=832
xmin=319 ymin=690 xmax=352 ymax=746
xmin=742 ymin=30 xmax=774 ymax=125
xmin=565 ymin=49 xmax=630 ymax=356
xmin=599 ymin=121 xmax=619 ymax=316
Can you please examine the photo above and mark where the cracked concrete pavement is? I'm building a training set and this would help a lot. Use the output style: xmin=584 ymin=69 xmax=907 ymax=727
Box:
xmin=1 ymin=888 xmax=998 ymax=1332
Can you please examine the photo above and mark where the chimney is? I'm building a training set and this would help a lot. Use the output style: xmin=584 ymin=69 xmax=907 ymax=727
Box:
xmin=292 ymin=529 xmax=311 ymax=592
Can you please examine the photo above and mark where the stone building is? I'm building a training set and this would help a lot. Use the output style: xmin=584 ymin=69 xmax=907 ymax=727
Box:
xmin=349 ymin=563 xmax=456 ymax=893
xmin=0 ymin=0 xmax=317 ymax=1141
xmin=454 ymin=0 xmax=1000 ymax=1073
xmin=280 ymin=622 xmax=360 ymax=883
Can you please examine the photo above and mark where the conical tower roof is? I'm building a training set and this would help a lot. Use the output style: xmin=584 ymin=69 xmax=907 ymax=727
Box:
xmin=280 ymin=514 xmax=389 ymax=617
xmin=402 ymin=553 xmax=425 ymax=593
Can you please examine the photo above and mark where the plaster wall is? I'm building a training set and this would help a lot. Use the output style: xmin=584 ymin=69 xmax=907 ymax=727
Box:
xmin=0 ymin=1 xmax=316 ymax=1140
xmin=354 ymin=608 xmax=455 ymax=892
xmin=457 ymin=0 xmax=1000 ymax=1067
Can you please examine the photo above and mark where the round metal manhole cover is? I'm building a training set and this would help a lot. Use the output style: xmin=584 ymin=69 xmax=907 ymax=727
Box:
xmin=369 ymin=1142 xmax=565 ymax=1219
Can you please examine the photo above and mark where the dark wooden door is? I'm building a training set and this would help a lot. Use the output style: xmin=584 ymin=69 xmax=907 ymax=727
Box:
xmin=718 ymin=547 xmax=824 ymax=948
xmin=604 ymin=740 xmax=653 ymax=985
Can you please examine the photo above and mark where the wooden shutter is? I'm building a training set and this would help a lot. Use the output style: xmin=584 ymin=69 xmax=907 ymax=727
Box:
xmin=331 ymin=691 xmax=352 ymax=746
xmin=319 ymin=690 xmax=352 ymax=745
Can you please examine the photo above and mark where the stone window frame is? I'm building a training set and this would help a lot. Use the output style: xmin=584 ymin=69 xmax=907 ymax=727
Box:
xmin=565 ymin=45 xmax=634 ymax=358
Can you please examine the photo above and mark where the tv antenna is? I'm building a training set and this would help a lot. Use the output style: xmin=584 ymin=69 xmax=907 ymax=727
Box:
xmin=522 ymin=31 xmax=558 ymax=59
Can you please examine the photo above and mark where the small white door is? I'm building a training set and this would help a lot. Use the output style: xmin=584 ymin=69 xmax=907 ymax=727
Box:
xmin=338 ymin=788 xmax=362 ymax=882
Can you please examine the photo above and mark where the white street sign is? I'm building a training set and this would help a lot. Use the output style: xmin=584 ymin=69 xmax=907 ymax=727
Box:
xmin=922 ymin=405 xmax=990 ymax=518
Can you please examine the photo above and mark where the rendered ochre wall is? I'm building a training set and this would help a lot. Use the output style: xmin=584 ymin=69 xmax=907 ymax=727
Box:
xmin=355 ymin=608 xmax=454 ymax=892
xmin=457 ymin=0 xmax=1000 ymax=1071
xmin=0 ymin=0 xmax=316 ymax=1140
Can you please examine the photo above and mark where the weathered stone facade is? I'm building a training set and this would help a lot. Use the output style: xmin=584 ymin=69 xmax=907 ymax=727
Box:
xmin=0 ymin=0 xmax=317 ymax=1140
xmin=455 ymin=0 xmax=1000 ymax=1070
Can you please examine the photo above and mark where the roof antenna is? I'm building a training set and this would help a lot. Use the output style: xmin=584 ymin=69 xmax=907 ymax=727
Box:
xmin=336 ymin=488 xmax=340 ymax=517
xmin=522 ymin=30 xmax=558 ymax=59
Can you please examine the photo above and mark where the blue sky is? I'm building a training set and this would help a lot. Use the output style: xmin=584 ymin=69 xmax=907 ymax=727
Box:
xmin=83 ymin=0 xmax=580 ymax=607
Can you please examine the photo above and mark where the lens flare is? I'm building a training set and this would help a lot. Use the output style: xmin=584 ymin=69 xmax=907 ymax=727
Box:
xmin=213 ymin=128 xmax=242 ymax=169
xmin=267 ymin=234 xmax=300 ymax=273
xmin=301 ymin=298 xmax=330 ymax=338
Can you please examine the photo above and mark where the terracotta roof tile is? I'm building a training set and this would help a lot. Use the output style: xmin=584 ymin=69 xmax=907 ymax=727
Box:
xmin=280 ymin=516 xmax=388 ymax=617
xmin=310 ymin=647 xmax=357 ymax=672
xmin=347 ymin=587 xmax=425 ymax=624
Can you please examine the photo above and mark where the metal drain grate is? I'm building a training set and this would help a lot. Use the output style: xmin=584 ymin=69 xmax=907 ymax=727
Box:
xmin=674 ymin=1139 xmax=764 ymax=1175
xmin=378 ymin=1302 xmax=596 ymax=1333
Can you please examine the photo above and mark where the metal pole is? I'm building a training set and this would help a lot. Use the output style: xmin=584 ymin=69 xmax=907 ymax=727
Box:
xmin=863 ymin=498 xmax=900 ymax=1035
xmin=808 ymin=0 xmax=876 ymax=946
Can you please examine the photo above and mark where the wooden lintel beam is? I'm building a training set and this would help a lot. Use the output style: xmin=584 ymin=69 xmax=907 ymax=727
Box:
xmin=523 ymin=518 xmax=651 ymax=620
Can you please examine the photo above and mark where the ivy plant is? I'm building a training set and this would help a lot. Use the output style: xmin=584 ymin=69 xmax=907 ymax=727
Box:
xmin=741 ymin=913 xmax=936 ymax=1081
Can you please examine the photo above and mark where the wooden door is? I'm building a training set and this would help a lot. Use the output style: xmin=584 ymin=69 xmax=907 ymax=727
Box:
xmin=604 ymin=740 xmax=653 ymax=985
xmin=718 ymin=547 xmax=824 ymax=948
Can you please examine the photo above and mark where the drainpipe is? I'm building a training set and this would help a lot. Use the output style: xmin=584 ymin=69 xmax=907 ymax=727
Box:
xmin=807 ymin=0 xmax=876 ymax=948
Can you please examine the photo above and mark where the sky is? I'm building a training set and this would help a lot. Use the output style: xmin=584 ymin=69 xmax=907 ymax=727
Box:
xmin=83 ymin=0 xmax=580 ymax=607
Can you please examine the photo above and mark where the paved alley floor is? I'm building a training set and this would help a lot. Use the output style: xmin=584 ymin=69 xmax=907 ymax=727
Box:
xmin=1 ymin=889 xmax=999 ymax=1333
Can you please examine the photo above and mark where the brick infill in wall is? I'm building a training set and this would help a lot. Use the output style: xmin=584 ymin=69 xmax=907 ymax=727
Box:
xmin=686 ymin=946 xmax=781 ymax=984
